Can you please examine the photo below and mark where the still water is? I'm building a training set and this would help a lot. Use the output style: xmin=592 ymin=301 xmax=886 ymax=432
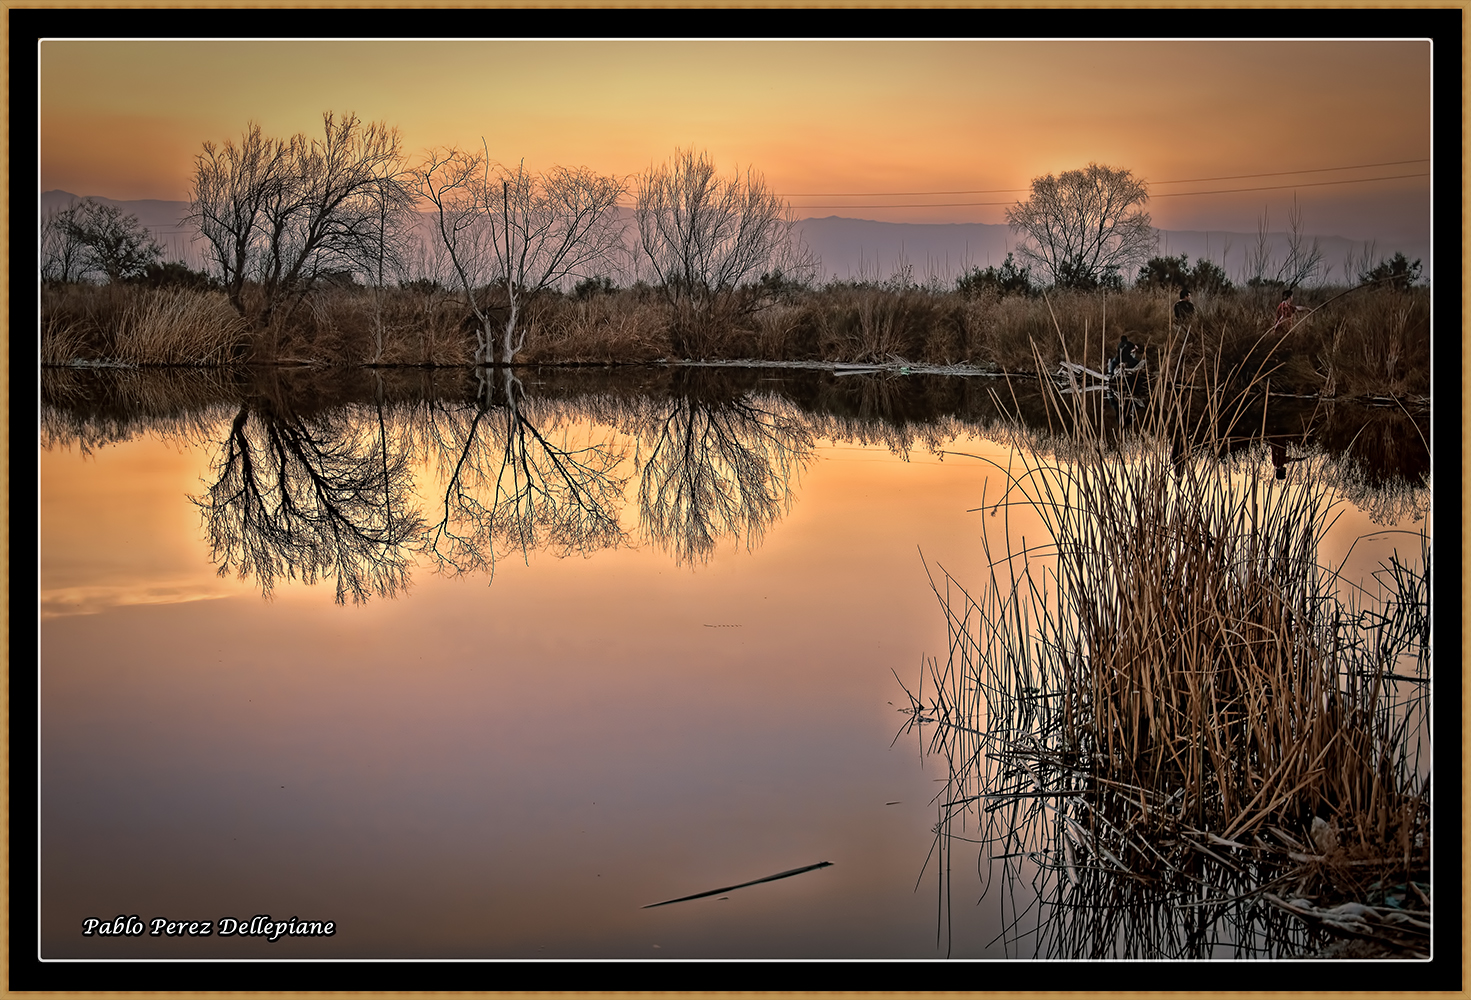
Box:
xmin=37 ymin=366 xmax=1430 ymax=959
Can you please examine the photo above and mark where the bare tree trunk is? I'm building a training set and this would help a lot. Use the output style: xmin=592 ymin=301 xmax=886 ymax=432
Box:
xmin=501 ymin=295 xmax=520 ymax=366
xmin=498 ymin=180 xmax=522 ymax=366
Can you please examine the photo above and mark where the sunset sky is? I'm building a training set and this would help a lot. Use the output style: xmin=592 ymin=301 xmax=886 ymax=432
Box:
xmin=39 ymin=38 xmax=1433 ymax=244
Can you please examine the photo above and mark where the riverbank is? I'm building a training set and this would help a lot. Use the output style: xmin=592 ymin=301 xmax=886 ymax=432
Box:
xmin=40 ymin=281 xmax=1431 ymax=401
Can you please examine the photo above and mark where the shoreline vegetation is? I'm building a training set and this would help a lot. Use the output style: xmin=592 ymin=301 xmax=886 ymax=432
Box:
xmin=40 ymin=279 xmax=1431 ymax=404
xmin=41 ymin=120 xmax=1429 ymax=405
xmin=900 ymin=340 xmax=1431 ymax=959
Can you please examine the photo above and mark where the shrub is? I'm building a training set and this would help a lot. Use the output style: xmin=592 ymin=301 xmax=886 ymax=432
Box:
xmin=572 ymin=275 xmax=617 ymax=300
xmin=126 ymin=261 xmax=219 ymax=292
xmin=1137 ymin=254 xmax=1232 ymax=294
xmin=1359 ymin=252 xmax=1423 ymax=292
xmin=956 ymin=253 xmax=1036 ymax=298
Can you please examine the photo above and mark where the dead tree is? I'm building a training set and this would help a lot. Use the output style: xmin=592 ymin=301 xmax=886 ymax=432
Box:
xmin=413 ymin=147 xmax=625 ymax=366
xmin=634 ymin=147 xmax=816 ymax=356
xmin=190 ymin=113 xmax=411 ymax=327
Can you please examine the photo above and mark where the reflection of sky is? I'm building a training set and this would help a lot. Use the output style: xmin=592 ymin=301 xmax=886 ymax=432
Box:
xmin=37 ymin=420 xmax=1432 ymax=958
xmin=40 ymin=430 xmax=1028 ymax=958
xmin=39 ymin=437 xmax=259 ymax=616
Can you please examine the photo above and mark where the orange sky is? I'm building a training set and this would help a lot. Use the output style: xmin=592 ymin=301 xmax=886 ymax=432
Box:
xmin=40 ymin=38 xmax=1432 ymax=242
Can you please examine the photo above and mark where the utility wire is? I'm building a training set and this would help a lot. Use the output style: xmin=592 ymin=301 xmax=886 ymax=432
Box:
xmin=772 ymin=172 xmax=1429 ymax=210
xmin=776 ymin=158 xmax=1430 ymax=199
xmin=1149 ymin=172 xmax=1428 ymax=199
xmin=1150 ymin=158 xmax=1429 ymax=185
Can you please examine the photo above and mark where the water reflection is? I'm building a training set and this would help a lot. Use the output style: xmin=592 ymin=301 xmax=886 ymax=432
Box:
xmin=192 ymin=389 xmax=423 ymax=604
xmin=39 ymin=365 xmax=1431 ymax=606
xmin=37 ymin=364 xmax=1435 ymax=961
xmin=628 ymin=372 xmax=813 ymax=565
xmin=425 ymin=368 xmax=631 ymax=577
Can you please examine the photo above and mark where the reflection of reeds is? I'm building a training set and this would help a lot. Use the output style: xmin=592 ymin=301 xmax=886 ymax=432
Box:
xmin=40 ymin=367 xmax=246 ymax=452
xmin=905 ymin=340 xmax=1431 ymax=958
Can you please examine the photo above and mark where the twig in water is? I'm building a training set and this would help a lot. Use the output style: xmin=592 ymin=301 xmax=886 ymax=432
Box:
xmin=642 ymin=861 xmax=833 ymax=908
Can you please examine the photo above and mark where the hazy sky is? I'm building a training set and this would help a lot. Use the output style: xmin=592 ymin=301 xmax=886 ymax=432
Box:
xmin=39 ymin=38 xmax=1432 ymax=242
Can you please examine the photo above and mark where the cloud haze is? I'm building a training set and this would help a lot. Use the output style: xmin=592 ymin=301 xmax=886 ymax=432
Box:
xmin=40 ymin=39 xmax=1432 ymax=247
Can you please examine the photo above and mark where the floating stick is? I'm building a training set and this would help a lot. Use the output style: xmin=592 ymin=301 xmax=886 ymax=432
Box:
xmin=642 ymin=862 xmax=833 ymax=908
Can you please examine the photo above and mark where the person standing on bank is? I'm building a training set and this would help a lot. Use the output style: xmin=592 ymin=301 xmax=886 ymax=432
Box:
xmin=1173 ymin=288 xmax=1195 ymax=329
xmin=1272 ymin=287 xmax=1306 ymax=333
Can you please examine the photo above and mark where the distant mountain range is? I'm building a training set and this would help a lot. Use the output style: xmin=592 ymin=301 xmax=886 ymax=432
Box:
xmin=41 ymin=190 xmax=1433 ymax=286
xmin=793 ymin=216 xmax=1432 ymax=287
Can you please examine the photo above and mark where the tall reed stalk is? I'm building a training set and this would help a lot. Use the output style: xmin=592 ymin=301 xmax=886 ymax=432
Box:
xmin=904 ymin=328 xmax=1431 ymax=958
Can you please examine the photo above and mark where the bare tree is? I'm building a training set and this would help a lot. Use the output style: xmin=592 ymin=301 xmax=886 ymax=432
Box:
xmin=1278 ymin=195 xmax=1326 ymax=288
xmin=635 ymin=148 xmax=816 ymax=354
xmin=191 ymin=122 xmax=290 ymax=316
xmin=490 ymin=160 xmax=626 ymax=364
xmin=41 ymin=198 xmax=162 ymax=284
xmin=190 ymin=113 xmax=412 ymax=326
xmin=1344 ymin=239 xmax=1378 ymax=289
xmin=413 ymin=148 xmax=625 ymax=366
xmin=40 ymin=203 xmax=90 ymax=284
xmin=1005 ymin=163 xmax=1156 ymax=289
xmin=413 ymin=146 xmax=500 ymax=364
xmin=1248 ymin=197 xmax=1326 ymax=289
xmin=1248 ymin=207 xmax=1275 ymax=287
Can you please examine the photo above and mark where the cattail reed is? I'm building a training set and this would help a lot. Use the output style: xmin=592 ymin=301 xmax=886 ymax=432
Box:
xmin=907 ymin=323 xmax=1431 ymax=958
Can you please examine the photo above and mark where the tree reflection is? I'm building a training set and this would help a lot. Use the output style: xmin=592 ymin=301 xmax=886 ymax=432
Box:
xmin=424 ymin=368 xmax=630 ymax=577
xmin=626 ymin=377 xmax=814 ymax=565
xmin=43 ymin=366 xmax=1428 ymax=605
xmin=192 ymin=386 xmax=424 ymax=604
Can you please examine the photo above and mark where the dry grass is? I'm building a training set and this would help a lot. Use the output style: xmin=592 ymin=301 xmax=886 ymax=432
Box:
xmin=901 ymin=331 xmax=1431 ymax=958
xmin=521 ymin=293 xmax=670 ymax=363
xmin=114 ymin=289 xmax=250 ymax=365
xmin=42 ymin=285 xmax=249 ymax=366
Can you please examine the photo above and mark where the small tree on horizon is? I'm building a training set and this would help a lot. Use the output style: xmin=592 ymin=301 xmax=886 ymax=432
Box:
xmin=956 ymin=252 xmax=1035 ymax=298
xmin=41 ymin=198 xmax=163 ymax=284
xmin=1136 ymin=253 xmax=1232 ymax=294
xmin=1005 ymin=163 xmax=1156 ymax=290
xmin=1359 ymin=251 xmax=1423 ymax=292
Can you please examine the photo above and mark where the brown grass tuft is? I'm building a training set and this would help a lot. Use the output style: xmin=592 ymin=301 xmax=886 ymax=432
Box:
xmin=904 ymin=326 xmax=1431 ymax=957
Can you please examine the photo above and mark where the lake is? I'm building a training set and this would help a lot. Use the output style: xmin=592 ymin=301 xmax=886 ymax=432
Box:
xmin=37 ymin=364 xmax=1432 ymax=962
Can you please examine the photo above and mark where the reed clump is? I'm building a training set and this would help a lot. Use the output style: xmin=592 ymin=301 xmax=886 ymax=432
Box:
xmin=41 ymin=284 xmax=250 ymax=365
xmin=520 ymin=293 xmax=670 ymax=364
xmin=114 ymin=288 xmax=251 ymax=365
xmin=906 ymin=334 xmax=1431 ymax=958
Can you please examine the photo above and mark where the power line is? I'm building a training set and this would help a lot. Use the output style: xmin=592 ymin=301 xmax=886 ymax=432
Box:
xmin=770 ymin=172 xmax=1428 ymax=210
xmin=781 ymin=186 xmax=1027 ymax=197
xmin=1149 ymin=172 xmax=1429 ymax=199
xmin=773 ymin=158 xmax=1431 ymax=199
xmin=1150 ymin=158 xmax=1429 ymax=185
xmin=781 ymin=199 xmax=1017 ymax=209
